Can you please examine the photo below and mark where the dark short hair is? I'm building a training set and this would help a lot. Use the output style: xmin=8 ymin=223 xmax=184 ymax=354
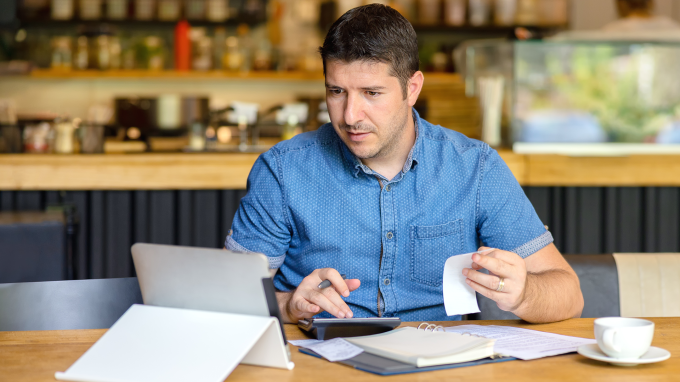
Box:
xmin=319 ymin=4 xmax=419 ymax=99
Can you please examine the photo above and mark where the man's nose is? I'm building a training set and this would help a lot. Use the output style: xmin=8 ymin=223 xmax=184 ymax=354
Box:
xmin=344 ymin=93 xmax=364 ymax=126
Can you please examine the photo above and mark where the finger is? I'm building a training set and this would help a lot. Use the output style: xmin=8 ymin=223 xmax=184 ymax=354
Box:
xmin=318 ymin=268 xmax=351 ymax=297
xmin=483 ymin=248 xmax=522 ymax=265
xmin=307 ymin=289 xmax=349 ymax=318
xmin=471 ymin=262 xmax=483 ymax=270
xmin=464 ymin=268 xmax=503 ymax=291
xmin=346 ymin=279 xmax=361 ymax=292
xmin=320 ymin=287 xmax=354 ymax=318
xmin=471 ymin=252 xmax=509 ymax=276
xmin=293 ymin=297 xmax=320 ymax=316
xmin=466 ymin=278 xmax=502 ymax=301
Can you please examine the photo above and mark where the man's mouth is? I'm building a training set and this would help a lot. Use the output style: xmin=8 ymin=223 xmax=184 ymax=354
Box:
xmin=346 ymin=131 xmax=371 ymax=142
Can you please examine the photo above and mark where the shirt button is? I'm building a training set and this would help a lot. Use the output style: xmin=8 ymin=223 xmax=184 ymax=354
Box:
xmin=385 ymin=185 xmax=391 ymax=191
xmin=386 ymin=232 xmax=393 ymax=239
xmin=384 ymin=278 xmax=390 ymax=285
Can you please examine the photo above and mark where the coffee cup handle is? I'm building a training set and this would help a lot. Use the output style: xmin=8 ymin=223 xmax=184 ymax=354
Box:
xmin=602 ymin=328 xmax=621 ymax=353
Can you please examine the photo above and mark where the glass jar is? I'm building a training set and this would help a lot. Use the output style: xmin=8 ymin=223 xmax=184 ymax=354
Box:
xmin=74 ymin=36 xmax=89 ymax=70
xmin=469 ymin=0 xmax=490 ymax=26
xmin=144 ymin=36 xmax=165 ymax=70
xmin=107 ymin=0 xmax=128 ymax=19
xmin=51 ymin=36 xmax=73 ymax=70
xmin=135 ymin=0 xmax=155 ymax=20
xmin=157 ymin=0 xmax=180 ymax=20
xmin=222 ymin=36 xmax=244 ymax=71
xmin=494 ymin=0 xmax=516 ymax=26
xmin=417 ymin=0 xmax=440 ymax=26
xmin=79 ymin=0 xmax=102 ymax=19
xmin=51 ymin=0 xmax=74 ymax=19
xmin=443 ymin=0 xmax=465 ymax=26
xmin=185 ymin=0 xmax=205 ymax=19
xmin=192 ymin=36 xmax=213 ymax=71
xmin=23 ymin=122 xmax=54 ymax=153
xmin=206 ymin=0 xmax=228 ymax=22
xmin=79 ymin=124 xmax=105 ymax=153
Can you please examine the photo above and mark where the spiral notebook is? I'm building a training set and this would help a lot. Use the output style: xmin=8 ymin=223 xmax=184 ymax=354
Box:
xmin=299 ymin=323 xmax=516 ymax=376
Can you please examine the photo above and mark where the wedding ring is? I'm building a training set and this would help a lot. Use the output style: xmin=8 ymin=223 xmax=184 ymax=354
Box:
xmin=496 ymin=277 xmax=505 ymax=292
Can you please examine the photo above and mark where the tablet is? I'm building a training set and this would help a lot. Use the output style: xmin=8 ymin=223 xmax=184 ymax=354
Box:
xmin=298 ymin=317 xmax=401 ymax=340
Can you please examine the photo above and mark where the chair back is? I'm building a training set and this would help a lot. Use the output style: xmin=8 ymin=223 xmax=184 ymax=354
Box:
xmin=476 ymin=254 xmax=620 ymax=320
xmin=0 ymin=277 xmax=143 ymax=331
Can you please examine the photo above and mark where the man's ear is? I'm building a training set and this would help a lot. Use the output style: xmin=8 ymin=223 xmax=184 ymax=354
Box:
xmin=407 ymin=71 xmax=424 ymax=106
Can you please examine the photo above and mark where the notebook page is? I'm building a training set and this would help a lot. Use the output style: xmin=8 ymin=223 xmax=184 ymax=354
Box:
xmin=346 ymin=327 xmax=490 ymax=358
xmin=444 ymin=325 xmax=596 ymax=360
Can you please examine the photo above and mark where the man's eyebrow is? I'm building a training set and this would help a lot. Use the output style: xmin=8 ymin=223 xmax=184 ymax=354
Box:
xmin=324 ymin=83 xmax=386 ymax=91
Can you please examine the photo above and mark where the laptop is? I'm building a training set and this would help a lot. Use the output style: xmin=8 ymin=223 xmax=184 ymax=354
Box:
xmin=130 ymin=242 xmax=287 ymax=342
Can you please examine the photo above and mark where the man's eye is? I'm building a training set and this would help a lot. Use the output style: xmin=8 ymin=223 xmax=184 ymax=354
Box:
xmin=329 ymin=89 xmax=343 ymax=95
xmin=367 ymin=91 xmax=378 ymax=96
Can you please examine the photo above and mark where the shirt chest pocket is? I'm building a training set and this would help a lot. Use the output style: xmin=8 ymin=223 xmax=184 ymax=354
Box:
xmin=409 ymin=220 xmax=464 ymax=287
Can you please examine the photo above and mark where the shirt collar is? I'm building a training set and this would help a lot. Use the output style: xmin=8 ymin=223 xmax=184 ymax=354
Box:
xmin=341 ymin=108 xmax=422 ymax=179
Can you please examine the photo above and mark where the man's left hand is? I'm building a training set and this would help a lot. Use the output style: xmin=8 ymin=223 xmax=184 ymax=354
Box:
xmin=462 ymin=246 xmax=527 ymax=313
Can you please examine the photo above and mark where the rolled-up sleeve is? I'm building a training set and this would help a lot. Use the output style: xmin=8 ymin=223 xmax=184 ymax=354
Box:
xmin=476 ymin=147 xmax=552 ymax=258
xmin=225 ymin=149 xmax=291 ymax=269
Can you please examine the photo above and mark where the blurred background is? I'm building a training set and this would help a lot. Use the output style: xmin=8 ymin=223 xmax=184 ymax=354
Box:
xmin=2 ymin=0 xmax=680 ymax=284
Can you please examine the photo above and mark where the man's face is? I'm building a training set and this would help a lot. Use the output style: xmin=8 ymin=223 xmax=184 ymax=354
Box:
xmin=325 ymin=60 xmax=412 ymax=160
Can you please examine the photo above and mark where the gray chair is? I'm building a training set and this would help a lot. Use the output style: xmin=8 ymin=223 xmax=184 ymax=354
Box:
xmin=0 ymin=211 xmax=67 ymax=283
xmin=0 ymin=277 xmax=143 ymax=331
xmin=475 ymin=254 xmax=620 ymax=320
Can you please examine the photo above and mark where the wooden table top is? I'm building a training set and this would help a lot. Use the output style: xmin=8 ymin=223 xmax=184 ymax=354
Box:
xmin=1 ymin=318 xmax=677 ymax=382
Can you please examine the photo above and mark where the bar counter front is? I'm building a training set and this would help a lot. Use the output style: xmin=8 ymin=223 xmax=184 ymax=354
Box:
xmin=1 ymin=318 xmax=678 ymax=382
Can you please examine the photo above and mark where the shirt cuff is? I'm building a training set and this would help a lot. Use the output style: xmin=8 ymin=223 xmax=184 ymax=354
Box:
xmin=224 ymin=235 xmax=286 ymax=269
xmin=511 ymin=231 xmax=554 ymax=259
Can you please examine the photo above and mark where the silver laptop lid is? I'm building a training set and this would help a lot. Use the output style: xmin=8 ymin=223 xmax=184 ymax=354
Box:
xmin=131 ymin=243 xmax=271 ymax=317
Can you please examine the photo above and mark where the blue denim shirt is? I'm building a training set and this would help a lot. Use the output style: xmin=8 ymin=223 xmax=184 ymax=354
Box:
xmin=226 ymin=110 xmax=552 ymax=321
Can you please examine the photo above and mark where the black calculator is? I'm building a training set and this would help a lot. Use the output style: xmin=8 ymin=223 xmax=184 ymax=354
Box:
xmin=298 ymin=317 xmax=401 ymax=340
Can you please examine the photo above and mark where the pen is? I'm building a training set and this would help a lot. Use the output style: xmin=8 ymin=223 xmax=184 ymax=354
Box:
xmin=318 ymin=274 xmax=346 ymax=289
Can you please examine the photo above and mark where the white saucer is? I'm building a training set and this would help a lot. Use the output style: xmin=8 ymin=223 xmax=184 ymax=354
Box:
xmin=577 ymin=344 xmax=671 ymax=366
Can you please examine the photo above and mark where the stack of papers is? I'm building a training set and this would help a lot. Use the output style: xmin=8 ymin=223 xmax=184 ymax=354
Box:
xmin=444 ymin=325 xmax=597 ymax=360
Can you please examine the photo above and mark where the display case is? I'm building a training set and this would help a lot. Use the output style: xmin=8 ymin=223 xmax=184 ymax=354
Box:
xmin=513 ymin=40 xmax=680 ymax=145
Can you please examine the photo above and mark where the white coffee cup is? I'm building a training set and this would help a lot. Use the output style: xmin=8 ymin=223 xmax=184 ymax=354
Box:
xmin=594 ymin=317 xmax=654 ymax=359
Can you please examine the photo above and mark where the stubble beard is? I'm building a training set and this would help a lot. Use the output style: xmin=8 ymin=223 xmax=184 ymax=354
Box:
xmin=343 ymin=105 xmax=410 ymax=160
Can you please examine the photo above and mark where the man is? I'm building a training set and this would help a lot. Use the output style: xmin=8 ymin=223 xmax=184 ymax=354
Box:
xmin=602 ymin=0 xmax=680 ymax=32
xmin=226 ymin=4 xmax=583 ymax=324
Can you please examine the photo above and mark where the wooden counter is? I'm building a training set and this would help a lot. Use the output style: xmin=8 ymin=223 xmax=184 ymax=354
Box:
xmin=2 ymin=151 xmax=680 ymax=190
xmin=1 ymin=318 xmax=678 ymax=382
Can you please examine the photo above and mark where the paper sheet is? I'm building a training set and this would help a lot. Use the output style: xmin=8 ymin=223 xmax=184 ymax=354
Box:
xmin=444 ymin=325 xmax=596 ymax=360
xmin=292 ymin=338 xmax=364 ymax=362
xmin=443 ymin=252 xmax=481 ymax=316
xmin=289 ymin=339 xmax=324 ymax=347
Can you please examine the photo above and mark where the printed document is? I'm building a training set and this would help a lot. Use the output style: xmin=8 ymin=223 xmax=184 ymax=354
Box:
xmin=443 ymin=252 xmax=481 ymax=316
xmin=291 ymin=338 xmax=364 ymax=362
xmin=445 ymin=325 xmax=597 ymax=360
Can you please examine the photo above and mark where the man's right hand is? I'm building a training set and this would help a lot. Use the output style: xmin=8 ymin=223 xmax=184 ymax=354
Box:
xmin=276 ymin=268 xmax=361 ymax=323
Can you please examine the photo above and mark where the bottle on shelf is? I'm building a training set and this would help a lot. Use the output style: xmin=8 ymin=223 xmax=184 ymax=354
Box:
xmin=443 ymin=0 xmax=465 ymax=26
xmin=158 ymin=0 xmax=181 ymax=21
xmin=185 ymin=0 xmax=206 ymax=20
xmin=51 ymin=36 xmax=73 ymax=70
xmin=417 ymin=0 xmax=440 ymax=26
xmin=174 ymin=20 xmax=191 ymax=71
xmin=106 ymin=0 xmax=129 ymax=19
xmin=134 ymin=0 xmax=156 ymax=20
xmin=469 ymin=0 xmax=491 ymax=26
xmin=494 ymin=0 xmax=517 ymax=26
xmin=74 ymin=35 xmax=89 ymax=70
xmin=51 ymin=0 xmax=74 ymax=20
xmin=79 ymin=0 xmax=103 ymax=20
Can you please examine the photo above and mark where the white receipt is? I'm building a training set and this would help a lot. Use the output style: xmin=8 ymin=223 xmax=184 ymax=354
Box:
xmin=445 ymin=325 xmax=597 ymax=360
xmin=443 ymin=252 xmax=481 ymax=316
xmin=289 ymin=339 xmax=324 ymax=347
xmin=292 ymin=338 xmax=364 ymax=362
